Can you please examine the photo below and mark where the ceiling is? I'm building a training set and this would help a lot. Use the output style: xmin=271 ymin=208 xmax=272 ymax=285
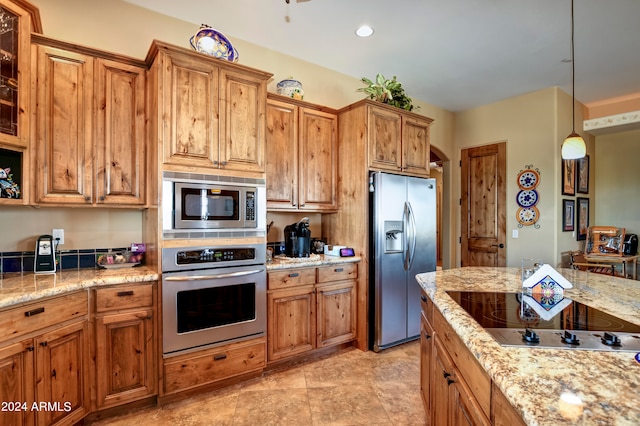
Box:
xmin=124 ymin=0 xmax=640 ymax=112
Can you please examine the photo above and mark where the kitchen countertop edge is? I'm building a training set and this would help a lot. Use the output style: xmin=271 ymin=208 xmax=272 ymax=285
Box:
xmin=0 ymin=266 xmax=159 ymax=310
xmin=266 ymin=254 xmax=361 ymax=270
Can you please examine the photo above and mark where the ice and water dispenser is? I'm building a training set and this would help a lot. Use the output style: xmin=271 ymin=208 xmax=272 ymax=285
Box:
xmin=384 ymin=221 xmax=404 ymax=253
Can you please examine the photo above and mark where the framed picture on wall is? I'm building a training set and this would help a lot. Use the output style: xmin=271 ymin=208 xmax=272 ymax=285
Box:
xmin=577 ymin=197 xmax=589 ymax=240
xmin=562 ymin=159 xmax=576 ymax=196
xmin=562 ymin=199 xmax=575 ymax=232
xmin=577 ymin=155 xmax=589 ymax=194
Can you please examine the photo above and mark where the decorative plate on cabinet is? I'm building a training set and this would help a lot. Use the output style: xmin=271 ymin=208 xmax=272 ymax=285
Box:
xmin=189 ymin=24 xmax=239 ymax=62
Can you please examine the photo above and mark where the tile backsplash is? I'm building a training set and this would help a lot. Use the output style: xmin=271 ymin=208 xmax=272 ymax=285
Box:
xmin=1 ymin=247 xmax=130 ymax=273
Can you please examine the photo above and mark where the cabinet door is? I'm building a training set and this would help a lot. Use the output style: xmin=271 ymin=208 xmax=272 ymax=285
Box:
xmin=316 ymin=280 xmax=356 ymax=348
xmin=35 ymin=321 xmax=88 ymax=426
xmin=402 ymin=116 xmax=430 ymax=177
xmin=298 ymin=108 xmax=337 ymax=211
xmin=33 ymin=45 xmax=94 ymax=205
xmin=267 ymin=285 xmax=315 ymax=361
xmin=432 ymin=335 xmax=455 ymax=426
xmin=95 ymin=309 xmax=156 ymax=409
xmin=161 ymin=50 xmax=219 ymax=169
xmin=368 ymin=105 xmax=402 ymax=172
xmin=420 ymin=315 xmax=434 ymax=422
xmin=94 ymin=59 xmax=146 ymax=206
xmin=265 ymin=99 xmax=297 ymax=209
xmin=219 ymin=68 xmax=266 ymax=172
xmin=452 ymin=374 xmax=491 ymax=426
xmin=0 ymin=340 xmax=35 ymax=426
xmin=0 ymin=0 xmax=32 ymax=149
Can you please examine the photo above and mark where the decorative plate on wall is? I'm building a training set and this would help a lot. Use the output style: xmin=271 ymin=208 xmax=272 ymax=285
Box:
xmin=516 ymin=165 xmax=541 ymax=228
xmin=517 ymin=169 xmax=540 ymax=190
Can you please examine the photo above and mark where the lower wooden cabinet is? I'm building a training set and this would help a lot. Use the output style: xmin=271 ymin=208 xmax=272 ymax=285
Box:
xmin=267 ymin=263 xmax=358 ymax=362
xmin=162 ymin=337 xmax=266 ymax=396
xmin=420 ymin=290 xmax=525 ymax=426
xmin=0 ymin=292 xmax=90 ymax=426
xmin=94 ymin=283 xmax=157 ymax=409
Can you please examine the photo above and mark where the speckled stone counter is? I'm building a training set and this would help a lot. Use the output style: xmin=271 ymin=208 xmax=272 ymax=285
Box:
xmin=416 ymin=267 xmax=640 ymax=426
xmin=266 ymin=254 xmax=361 ymax=270
xmin=0 ymin=266 xmax=159 ymax=309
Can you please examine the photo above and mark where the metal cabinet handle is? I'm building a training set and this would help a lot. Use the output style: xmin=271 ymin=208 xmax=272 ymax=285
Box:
xmin=334 ymin=268 xmax=344 ymax=272
xmin=25 ymin=307 xmax=45 ymax=317
xmin=421 ymin=295 xmax=427 ymax=302
xmin=288 ymin=273 xmax=299 ymax=278
xmin=85 ymin=196 xmax=91 ymax=202
xmin=423 ymin=332 xmax=432 ymax=340
xmin=213 ymin=353 xmax=227 ymax=361
xmin=117 ymin=291 xmax=134 ymax=297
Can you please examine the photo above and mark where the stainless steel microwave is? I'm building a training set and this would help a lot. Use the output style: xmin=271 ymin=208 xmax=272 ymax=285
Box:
xmin=162 ymin=172 xmax=266 ymax=233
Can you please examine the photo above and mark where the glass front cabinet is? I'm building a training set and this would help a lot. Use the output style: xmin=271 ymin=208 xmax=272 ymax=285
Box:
xmin=0 ymin=0 xmax=40 ymax=204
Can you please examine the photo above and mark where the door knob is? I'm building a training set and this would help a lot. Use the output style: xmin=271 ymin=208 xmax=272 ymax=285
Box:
xmin=492 ymin=243 xmax=505 ymax=248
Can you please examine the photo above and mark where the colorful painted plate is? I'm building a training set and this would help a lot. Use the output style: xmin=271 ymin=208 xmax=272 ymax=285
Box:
xmin=189 ymin=25 xmax=238 ymax=62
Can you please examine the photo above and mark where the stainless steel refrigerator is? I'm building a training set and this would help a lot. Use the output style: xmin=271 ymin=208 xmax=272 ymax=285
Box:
xmin=369 ymin=171 xmax=437 ymax=351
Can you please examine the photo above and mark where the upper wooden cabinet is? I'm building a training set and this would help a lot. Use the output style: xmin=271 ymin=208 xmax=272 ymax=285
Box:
xmin=368 ymin=103 xmax=432 ymax=177
xmin=338 ymin=99 xmax=433 ymax=178
xmin=0 ymin=0 xmax=41 ymax=150
xmin=266 ymin=94 xmax=337 ymax=211
xmin=146 ymin=41 xmax=271 ymax=176
xmin=31 ymin=36 xmax=146 ymax=207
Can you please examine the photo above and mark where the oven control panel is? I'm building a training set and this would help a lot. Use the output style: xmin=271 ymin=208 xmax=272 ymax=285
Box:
xmin=176 ymin=248 xmax=256 ymax=265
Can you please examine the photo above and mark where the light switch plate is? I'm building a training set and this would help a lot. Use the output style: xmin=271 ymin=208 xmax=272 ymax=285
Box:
xmin=512 ymin=229 xmax=519 ymax=239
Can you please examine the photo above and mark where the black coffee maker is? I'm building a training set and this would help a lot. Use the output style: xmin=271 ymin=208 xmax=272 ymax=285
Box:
xmin=284 ymin=217 xmax=311 ymax=257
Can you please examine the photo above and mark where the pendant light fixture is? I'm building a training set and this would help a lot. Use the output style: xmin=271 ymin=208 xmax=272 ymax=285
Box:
xmin=561 ymin=0 xmax=586 ymax=160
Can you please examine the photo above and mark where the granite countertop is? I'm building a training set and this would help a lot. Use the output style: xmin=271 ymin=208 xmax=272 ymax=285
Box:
xmin=415 ymin=267 xmax=640 ymax=426
xmin=0 ymin=266 xmax=159 ymax=310
xmin=266 ymin=254 xmax=361 ymax=271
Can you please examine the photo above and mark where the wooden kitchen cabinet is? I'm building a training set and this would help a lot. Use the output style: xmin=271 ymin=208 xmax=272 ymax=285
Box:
xmin=93 ymin=283 xmax=157 ymax=410
xmin=367 ymin=103 xmax=432 ymax=177
xmin=265 ymin=94 xmax=337 ymax=211
xmin=147 ymin=41 xmax=270 ymax=175
xmin=421 ymin=291 xmax=525 ymax=426
xmin=0 ymin=0 xmax=40 ymax=150
xmin=0 ymin=291 xmax=89 ymax=426
xmin=31 ymin=36 xmax=146 ymax=207
xmin=266 ymin=262 xmax=357 ymax=362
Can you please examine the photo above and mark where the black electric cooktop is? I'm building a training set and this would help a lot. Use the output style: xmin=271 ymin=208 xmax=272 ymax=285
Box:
xmin=446 ymin=291 xmax=640 ymax=352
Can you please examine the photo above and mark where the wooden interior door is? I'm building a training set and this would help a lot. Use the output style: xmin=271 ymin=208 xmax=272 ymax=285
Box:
xmin=461 ymin=143 xmax=506 ymax=266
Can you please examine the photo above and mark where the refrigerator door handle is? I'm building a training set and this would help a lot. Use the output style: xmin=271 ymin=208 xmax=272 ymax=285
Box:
xmin=407 ymin=201 xmax=417 ymax=270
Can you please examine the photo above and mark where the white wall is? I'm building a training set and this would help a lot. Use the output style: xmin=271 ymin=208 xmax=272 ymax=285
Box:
xmin=594 ymin=129 xmax=640 ymax=236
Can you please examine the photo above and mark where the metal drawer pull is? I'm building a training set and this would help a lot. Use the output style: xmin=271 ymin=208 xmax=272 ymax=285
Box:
xmin=421 ymin=295 xmax=427 ymax=302
xmin=288 ymin=273 xmax=299 ymax=278
xmin=25 ymin=307 xmax=45 ymax=317
xmin=117 ymin=290 xmax=134 ymax=297
xmin=213 ymin=353 xmax=227 ymax=361
xmin=334 ymin=268 xmax=344 ymax=272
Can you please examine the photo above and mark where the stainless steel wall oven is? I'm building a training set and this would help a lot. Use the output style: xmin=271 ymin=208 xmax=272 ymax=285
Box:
xmin=162 ymin=244 xmax=266 ymax=356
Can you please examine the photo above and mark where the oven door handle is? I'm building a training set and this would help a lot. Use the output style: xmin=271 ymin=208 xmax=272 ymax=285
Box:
xmin=164 ymin=269 xmax=264 ymax=281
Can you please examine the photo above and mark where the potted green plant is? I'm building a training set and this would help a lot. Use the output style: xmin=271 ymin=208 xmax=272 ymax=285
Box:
xmin=357 ymin=74 xmax=417 ymax=111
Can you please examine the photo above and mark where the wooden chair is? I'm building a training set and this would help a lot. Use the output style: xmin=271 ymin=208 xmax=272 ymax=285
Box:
xmin=569 ymin=251 xmax=615 ymax=275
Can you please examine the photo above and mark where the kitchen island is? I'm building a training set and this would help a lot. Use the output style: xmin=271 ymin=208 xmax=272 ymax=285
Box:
xmin=416 ymin=267 xmax=640 ymax=425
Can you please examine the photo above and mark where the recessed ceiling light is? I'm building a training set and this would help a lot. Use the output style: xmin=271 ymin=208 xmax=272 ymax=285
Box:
xmin=355 ymin=25 xmax=374 ymax=37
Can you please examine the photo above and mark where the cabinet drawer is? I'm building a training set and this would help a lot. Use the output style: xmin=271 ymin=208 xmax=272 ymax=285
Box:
xmin=268 ymin=268 xmax=316 ymax=290
xmin=420 ymin=290 xmax=433 ymax=325
xmin=432 ymin=307 xmax=491 ymax=418
xmin=317 ymin=263 xmax=357 ymax=283
xmin=0 ymin=292 xmax=88 ymax=341
xmin=163 ymin=338 xmax=265 ymax=394
xmin=95 ymin=284 xmax=154 ymax=312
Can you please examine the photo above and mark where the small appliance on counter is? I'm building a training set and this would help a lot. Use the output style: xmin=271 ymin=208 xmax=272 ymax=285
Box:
xmin=34 ymin=234 xmax=56 ymax=274
xmin=623 ymin=234 xmax=638 ymax=255
xmin=284 ymin=217 xmax=311 ymax=257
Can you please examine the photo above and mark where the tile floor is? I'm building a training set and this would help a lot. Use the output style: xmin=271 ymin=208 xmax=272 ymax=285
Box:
xmin=92 ymin=340 xmax=426 ymax=426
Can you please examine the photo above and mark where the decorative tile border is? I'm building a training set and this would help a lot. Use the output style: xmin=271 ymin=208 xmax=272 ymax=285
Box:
xmin=0 ymin=247 xmax=129 ymax=273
